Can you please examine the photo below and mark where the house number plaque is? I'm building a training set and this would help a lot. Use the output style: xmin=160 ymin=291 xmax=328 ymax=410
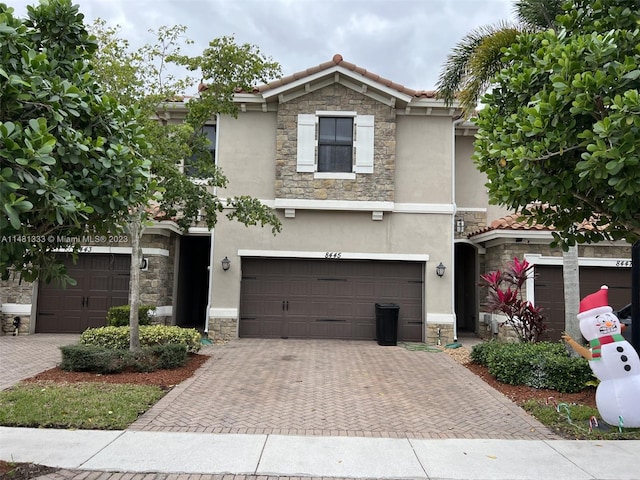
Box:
xmin=325 ymin=252 xmax=342 ymax=259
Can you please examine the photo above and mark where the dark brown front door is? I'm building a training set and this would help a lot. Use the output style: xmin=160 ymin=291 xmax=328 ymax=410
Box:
xmin=36 ymin=254 xmax=130 ymax=333
xmin=239 ymin=258 xmax=423 ymax=341
xmin=534 ymin=265 xmax=631 ymax=341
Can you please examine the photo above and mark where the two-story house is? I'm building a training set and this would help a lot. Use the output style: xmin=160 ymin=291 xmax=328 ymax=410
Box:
xmin=1 ymin=55 xmax=633 ymax=342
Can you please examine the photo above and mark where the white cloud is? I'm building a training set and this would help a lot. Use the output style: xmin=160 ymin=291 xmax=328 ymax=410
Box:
xmin=6 ymin=0 xmax=515 ymax=91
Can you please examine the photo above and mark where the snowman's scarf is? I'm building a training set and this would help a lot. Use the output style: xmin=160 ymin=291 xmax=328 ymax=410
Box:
xmin=589 ymin=334 xmax=625 ymax=360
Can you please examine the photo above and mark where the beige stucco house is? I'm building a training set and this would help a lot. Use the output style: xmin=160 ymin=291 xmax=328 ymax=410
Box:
xmin=1 ymin=55 xmax=633 ymax=342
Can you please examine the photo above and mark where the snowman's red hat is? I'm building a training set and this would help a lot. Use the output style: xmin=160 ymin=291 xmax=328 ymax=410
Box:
xmin=578 ymin=285 xmax=610 ymax=315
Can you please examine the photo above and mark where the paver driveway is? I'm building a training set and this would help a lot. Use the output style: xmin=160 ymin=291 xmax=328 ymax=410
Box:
xmin=0 ymin=334 xmax=79 ymax=390
xmin=131 ymin=339 xmax=558 ymax=440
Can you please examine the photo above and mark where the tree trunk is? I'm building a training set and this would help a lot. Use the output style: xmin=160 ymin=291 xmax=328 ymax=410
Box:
xmin=128 ymin=209 xmax=144 ymax=351
xmin=563 ymin=245 xmax=581 ymax=356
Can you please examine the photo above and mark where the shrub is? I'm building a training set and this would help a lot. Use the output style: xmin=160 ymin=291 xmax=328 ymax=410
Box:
xmin=147 ymin=344 xmax=188 ymax=369
xmin=79 ymin=325 xmax=201 ymax=353
xmin=107 ymin=305 xmax=154 ymax=327
xmin=470 ymin=340 xmax=502 ymax=366
xmin=60 ymin=343 xmax=190 ymax=373
xmin=540 ymin=355 xmax=594 ymax=393
xmin=481 ymin=341 xmax=592 ymax=393
xmin=60 ymin=344 xmax=127 ymax=374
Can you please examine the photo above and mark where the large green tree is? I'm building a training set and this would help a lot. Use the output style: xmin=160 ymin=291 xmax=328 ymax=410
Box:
xmin=473 ymin=0 xmax=640 ymax=247
xmin=0 ymin=1 xmax=152 ymax=285
xmin=437 ymin=0 xmax=580 ymax=343
xmin=89 ymin=22 xmax=282 ymax=349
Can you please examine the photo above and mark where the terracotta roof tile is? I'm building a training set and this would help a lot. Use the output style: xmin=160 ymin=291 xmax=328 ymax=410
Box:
xmin=255 ymin=53 xmax=436 ymax=98
xmin=469 ymin=211 xmax=604 ymax=237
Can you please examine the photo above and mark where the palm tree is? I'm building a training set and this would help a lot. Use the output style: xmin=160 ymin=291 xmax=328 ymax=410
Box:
xmin=438 ymin=0 xmax=581 ymax=345
xmin=436 ymin=0 xmax=563 ymax=117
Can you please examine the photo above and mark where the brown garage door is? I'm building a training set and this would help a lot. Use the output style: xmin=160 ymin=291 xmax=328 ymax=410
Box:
xmin=239 ymin=258 xmax=423 ymax=341
xmin=534 ymin=265 xmax=631 ymax=341
xmin=36 ymin=254 xmax=130 ymax=333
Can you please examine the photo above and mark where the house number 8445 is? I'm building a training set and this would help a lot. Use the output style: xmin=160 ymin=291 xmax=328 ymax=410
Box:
xmin=325 ymin=252 xmax=342 ymax=259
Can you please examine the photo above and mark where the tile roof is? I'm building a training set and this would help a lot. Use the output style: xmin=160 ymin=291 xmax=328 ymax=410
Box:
xmin=255 ymin=54 xmax=437 ymax=98
xmin=469 ymin=213 xmax=552 ymax=236
xmin=469 ymin=211 xmax=603 ymax=237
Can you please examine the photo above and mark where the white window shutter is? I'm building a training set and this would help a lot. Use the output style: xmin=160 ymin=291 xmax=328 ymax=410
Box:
xmin=296 ymin=114 xmax=316 ymax=172
xmin=354 ymin=115 xmax=374 ymax=174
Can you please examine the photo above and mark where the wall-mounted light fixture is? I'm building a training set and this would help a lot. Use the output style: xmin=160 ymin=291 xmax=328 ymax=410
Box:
xmin=221 ymin=256 xmax=231 ymax=271
xmin=456 ymin=217 xmax=465 ymax=234
xmin=436 ymin=262 xmax=446 ymax=277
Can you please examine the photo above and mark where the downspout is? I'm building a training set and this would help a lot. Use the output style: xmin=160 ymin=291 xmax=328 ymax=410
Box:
xmin=451 ymin=117 xmax=466 ymax=342
xmin=203 ymin=113 xmax=222 ymax=334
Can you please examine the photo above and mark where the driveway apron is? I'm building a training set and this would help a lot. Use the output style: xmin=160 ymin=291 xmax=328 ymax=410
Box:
xmin=130 ymin=339 xmax=558 ymax=439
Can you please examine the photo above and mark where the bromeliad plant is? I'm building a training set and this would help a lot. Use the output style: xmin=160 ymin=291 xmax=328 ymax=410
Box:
xmin=481 ymin=257 xmax=547 ymax=342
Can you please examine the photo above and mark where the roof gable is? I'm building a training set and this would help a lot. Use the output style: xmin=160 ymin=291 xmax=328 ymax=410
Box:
xmin=236 ymin=54 xmax=458 ymax=114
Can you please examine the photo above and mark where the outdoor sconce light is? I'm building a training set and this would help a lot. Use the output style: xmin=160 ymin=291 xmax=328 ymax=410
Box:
xmin=221 ymin=256 xmax=231 ymax=271
xmin=436 ymin=262 xmax=446 ymax=277
xmin=456 ymin=217 xmax=465 ymax=234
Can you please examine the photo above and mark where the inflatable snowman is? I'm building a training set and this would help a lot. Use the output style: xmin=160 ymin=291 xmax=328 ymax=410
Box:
xmin=563 ymin=285 xmax=640 ymax=427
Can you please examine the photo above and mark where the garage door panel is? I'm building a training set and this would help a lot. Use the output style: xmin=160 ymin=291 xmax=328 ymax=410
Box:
xmin=309 ymin=320 xmax=352 ymax=339
xmin=37 ymin=254 xmax=131 ymax=333
xmin=112 ymin=275 xmax=130 ymax=292
xmin=239 ymin=258 xmax=423 ymax=341
xmin=535 ymin=265 xmax=631 ymax=342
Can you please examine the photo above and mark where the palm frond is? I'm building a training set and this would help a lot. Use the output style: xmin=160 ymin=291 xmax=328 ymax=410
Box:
xmin=436 ymin=22 xmax=522 ymax=116
xmin=513 ymin=0 xmax=564 ymax=30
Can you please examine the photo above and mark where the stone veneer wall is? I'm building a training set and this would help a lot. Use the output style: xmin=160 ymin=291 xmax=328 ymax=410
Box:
xmin=426 ymin=323 xmax=454 ymax=345
xmin=139 ymin=233 xmax=177 ymax=325
xmin=275 ymin=83 xmax=396 ymax=202
xmin=208 ymin=318 xmax=237 ymax=343
xmin=455 ymin=211 xmax=487 ymax=240
xmin=0 ymin=277 xmax=33 ymax=335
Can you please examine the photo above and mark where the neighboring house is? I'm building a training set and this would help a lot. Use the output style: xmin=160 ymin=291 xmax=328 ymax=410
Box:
xmin=1 ymin=55 xmax=633 ymax=342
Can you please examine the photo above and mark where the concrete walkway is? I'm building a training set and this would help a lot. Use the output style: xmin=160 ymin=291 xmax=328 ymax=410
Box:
xmin=2 ymin=427 xmax=640 ymax=480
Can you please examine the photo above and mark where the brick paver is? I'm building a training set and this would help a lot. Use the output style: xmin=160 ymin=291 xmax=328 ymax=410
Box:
xmin=130 ymin=339 xmax=557 ymax=440
xmin=0 ymin=334 xmax=79 ymax=390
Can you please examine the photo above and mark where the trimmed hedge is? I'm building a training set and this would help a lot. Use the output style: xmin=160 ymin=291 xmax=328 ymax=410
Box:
xmin=60 ymin=343 xmax=188 ymax=373
xmin=470 ymin=341 xmax=593 ymax=393
xmin=107 ymin=304 xmax=154 ymax=327
xmin=79 ymin=325 xmax=201 ymax=353
xmin=59 ymin=344 xmax=127 ymax=373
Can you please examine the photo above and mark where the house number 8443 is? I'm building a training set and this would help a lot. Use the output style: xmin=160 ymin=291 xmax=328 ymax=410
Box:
xmin=325 ymin=252 xmax=342 ymax=259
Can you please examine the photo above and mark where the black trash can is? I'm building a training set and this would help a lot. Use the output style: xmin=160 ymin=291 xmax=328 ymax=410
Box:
xmin=375 ymin=303 xmax=400 ymax=346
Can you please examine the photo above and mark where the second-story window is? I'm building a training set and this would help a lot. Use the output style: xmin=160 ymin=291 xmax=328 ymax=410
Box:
xmin=296 ymin=112 xmax=374 ymax=176
xmin=318 ymin=117 xmax=353 ymax=173
xmin=185 ymin=124 xmax=216 ymax=177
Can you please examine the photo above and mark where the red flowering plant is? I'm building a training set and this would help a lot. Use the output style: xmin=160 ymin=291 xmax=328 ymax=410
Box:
xmin=480 ymin=257 xmax=547 ymax=342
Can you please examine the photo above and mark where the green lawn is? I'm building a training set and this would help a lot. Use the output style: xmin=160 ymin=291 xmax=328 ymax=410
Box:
xmin=0 ymin=382 xmax=165 ymax=430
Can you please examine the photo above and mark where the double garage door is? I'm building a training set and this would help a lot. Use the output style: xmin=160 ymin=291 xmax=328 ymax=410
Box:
xmin=36 ymin=254 xmax=130 ymax=333
xmin=534 ymin=265 xmax=631 ymax=342
xmin=239 ymin=258 xmax=423 ymax=341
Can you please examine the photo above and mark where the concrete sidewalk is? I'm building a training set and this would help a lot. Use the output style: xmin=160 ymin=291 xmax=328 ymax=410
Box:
xmin=1 ymin=427 xmax=639 ymax=480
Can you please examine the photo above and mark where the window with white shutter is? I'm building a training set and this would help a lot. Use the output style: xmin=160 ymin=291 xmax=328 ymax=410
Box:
xmin=295 ymin=112 xmax=374 ymax=175
xmin=296 ymin=114 xmax=316 ymax=172
xmin=354 ymin=115 xmax=374 ymax=174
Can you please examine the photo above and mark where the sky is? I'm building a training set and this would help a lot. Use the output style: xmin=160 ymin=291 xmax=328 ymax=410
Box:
xmin=6 ymin=0 xmax=517 ymax=94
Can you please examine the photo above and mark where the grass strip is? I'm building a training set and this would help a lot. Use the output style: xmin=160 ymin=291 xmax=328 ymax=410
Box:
xmin=522 ymin=399 xmax=640 ymax=440
xmin=0 ymin=381 xmax=165 ymax=430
